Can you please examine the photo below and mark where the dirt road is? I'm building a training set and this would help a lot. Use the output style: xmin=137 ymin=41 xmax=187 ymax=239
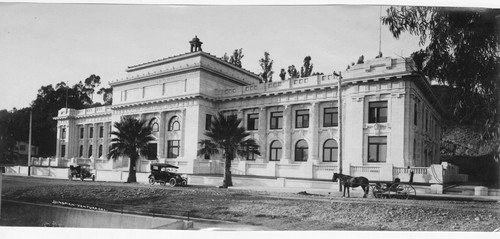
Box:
xmin=1 ymin=175 xmax=499 ymax=231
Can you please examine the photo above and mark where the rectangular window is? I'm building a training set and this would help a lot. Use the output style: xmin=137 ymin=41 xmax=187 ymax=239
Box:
xmin=148 ymin=143 xmax=158 ymax=159
xmin=247 ymin=113 xmax=259 ymax=131
xmin=246 ymin=146 xmax=257 ymax=161
xmin=61 ymin=128 xmax=66 ymax=139
xmin=167 ymin=140 xmax=180 ymax=158
xmin=61 ymin=145 xmax=66 ymax=157
xmin=99 ymin=126 xmax=104 ymax=138
xmin=368 ymin=101 xmax=388 ymax=123
xmin=295 ymin=109 xmax=309 ymax=128
xmin=80 ymin=127 xmax=84 ymax=139
xmin=270 ymin=111 xmax=283 ymax=129
xmin=89 ymin=126 xmax=94 ymax=138
xmin=368 ymin=136 xmax=387 ymax=163
xmin=205 ymin=114 xmax=212 ymax=130
xmin=414 ymin=103 xmax=418 ymax=126
xmin=323 ymin=107 xmax=338 ymax=127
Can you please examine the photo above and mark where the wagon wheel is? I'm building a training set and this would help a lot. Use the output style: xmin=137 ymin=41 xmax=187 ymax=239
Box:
xmin=389 ymin=183 xmax=416 ymax=199
xmin=371 ymin=184 xmax=384 ymax=199
xmin=148 ymin=176 xmax=155 ymax=185
xmin=169 ymin=178 xmax=177 ymax=187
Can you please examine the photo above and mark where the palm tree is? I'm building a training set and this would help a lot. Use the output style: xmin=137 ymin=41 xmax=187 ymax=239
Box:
xmin=108 ymin=117 xmax=157 ymax=183
xmin=198 ymin=112 xmax=260 ymax=188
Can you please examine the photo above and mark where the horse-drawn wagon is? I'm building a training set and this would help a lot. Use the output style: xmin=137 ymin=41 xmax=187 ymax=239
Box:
xmin=332 ymin=173 xmax=416 ymax=199
xmin=371 ymin=178 xmax=417 ymax=199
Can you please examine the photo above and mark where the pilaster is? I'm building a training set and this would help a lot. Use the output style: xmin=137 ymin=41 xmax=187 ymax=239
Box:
xmin=309 ymin=102 xmax=319 ymax=163
xmin=257 ymin=107 xmax=267 ymax=163
xmin=281 ymin=104 xmax=291 ymax=163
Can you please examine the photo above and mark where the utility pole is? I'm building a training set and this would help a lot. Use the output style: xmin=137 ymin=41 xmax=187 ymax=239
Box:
xmin=28 ymin=110 xmax=32 ymax=176
xmin=335 ymin=71 xmax=343 ymax=192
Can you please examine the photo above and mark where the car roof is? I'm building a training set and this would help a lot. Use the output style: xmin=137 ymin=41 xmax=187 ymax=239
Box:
xmin=150 ymin=163 xmax=179 ymax=169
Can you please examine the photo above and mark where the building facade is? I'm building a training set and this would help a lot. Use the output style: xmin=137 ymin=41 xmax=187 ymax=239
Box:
xmin=54 ymin=48 xmax=443 ymax=182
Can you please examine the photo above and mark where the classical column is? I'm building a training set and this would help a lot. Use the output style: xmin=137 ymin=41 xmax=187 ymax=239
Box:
xmin=93 ymin=123 xmax=98 ymax=159
xmin=158 ymin=111 xmax=166 ymax=159
xmin=103 ymin=122 xmax=110 ymax=159
xmin=281 ymin=105 xmax=292 ymax=163
xmin=55 ymin=126 xmax=61 ymax=158
xmin=309 ymin=102 xmax=319 ymax=163
xmin=180 ymin=109 xmax=186 ymax=158
xmin=257 ymin=107 xmax=267 ymax=163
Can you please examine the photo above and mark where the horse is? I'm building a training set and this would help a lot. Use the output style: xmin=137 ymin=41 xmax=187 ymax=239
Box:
xmin=332 ymin=173 xmax=370 ymax=198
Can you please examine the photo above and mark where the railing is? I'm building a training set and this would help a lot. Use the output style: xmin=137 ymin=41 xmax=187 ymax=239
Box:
xmin=313 ymin=165 xmax=338 ymax=172
xmin=393 ymin=166 xmax=428 ymax=176
xmin=216 ymin=74 xmax=340 ymax=98
xmin=312 ymin=164 xmax=338 ymax=180
xmin=350 ymin=166 xmax=381 ymax=173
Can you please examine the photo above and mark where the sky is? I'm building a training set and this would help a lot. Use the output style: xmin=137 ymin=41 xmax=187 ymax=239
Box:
xmin=0 ymin=1 xmax=494 ymax=110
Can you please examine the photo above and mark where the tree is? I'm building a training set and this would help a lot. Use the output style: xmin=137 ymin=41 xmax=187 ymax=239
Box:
xmin=300 ymin=56 xmax=314 ymax=77
xmin=259 ymin=52 xmax=274 ymax=83
xmin=97 ymin=87 xmax=113 ymax=105
xmin=197 ymin=112 xmax=260 ymax=188
xmin=108 ymin=117 xmax=156 ymax=183
xmin=229 ymin=48 xmax=244 ymax=68
xmin=287 ymin=65 xmax=300 ymax=79
xmin=28 ymin=75 xmax=102 ymax=156
xmin=382 ymin=7 xmax=499 ymax=156
xmin=279 ymin=69 xmax=287 ymax=81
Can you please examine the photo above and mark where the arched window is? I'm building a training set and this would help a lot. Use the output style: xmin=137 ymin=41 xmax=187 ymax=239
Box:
xmin=168 ymin=116 xmax=180 ymax=131
xmin=88 ymin=145 xmax=93 ymax=158
xmin=79 ymin=145 xmax=84 ymax=157
xmin=98 ymin=145 xmax=103 ymax=158
xmin=149 ymin=118 xmax=159 ymax=132
xmin=323 ymin=139 xmax=338 ymax=162
xmin=269 ymin=140 xmax=282 ymax=161
xmin=295 ymin=140 xmax=308 ymax=162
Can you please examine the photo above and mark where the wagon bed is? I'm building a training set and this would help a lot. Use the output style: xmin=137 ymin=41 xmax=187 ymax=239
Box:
xmin=369 ymin=180 xmax=416 ymax=199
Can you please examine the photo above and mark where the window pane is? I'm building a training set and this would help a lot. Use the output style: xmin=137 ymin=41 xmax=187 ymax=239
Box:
xmin=332 ymin=148 xmax=338 ymax=162
xmin=296 ymin=140 xmax=308 ymax=148
xmin=368 ymin=144 xmax=377 ymax=162
xmin=368 ymin=107 xmax=377 ymax=123
xmin=323 ymin=149 xmax=331 ymax=162
xmin=324 ymin=139 xmax=338 ymax=148
xmin=379 ymin=144 xmax=387 ymax=162
xmin=379 ymin=107 xmax=388 ymax=122
xmin=205 ymin=114 xmax=212 ymax=130
xmin=369 ymin=136 xmax=387 ymax=143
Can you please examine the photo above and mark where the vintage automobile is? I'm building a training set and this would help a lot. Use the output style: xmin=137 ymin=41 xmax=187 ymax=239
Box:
xmin=148 ymin=163 xmax=188 ymax=187
xmin=68 ymin=164 xmax=96 ymax=181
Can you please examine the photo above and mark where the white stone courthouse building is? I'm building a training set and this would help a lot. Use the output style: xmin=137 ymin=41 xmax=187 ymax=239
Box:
xmin=53 ymin=46 xmax=446 ymax=182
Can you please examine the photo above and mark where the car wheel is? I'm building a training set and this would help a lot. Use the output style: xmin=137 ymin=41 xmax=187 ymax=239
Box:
xmin=148 ymin=177 xmax=155 ymax=185
xmin=169 ymin=178 xmax=177 ymax=187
